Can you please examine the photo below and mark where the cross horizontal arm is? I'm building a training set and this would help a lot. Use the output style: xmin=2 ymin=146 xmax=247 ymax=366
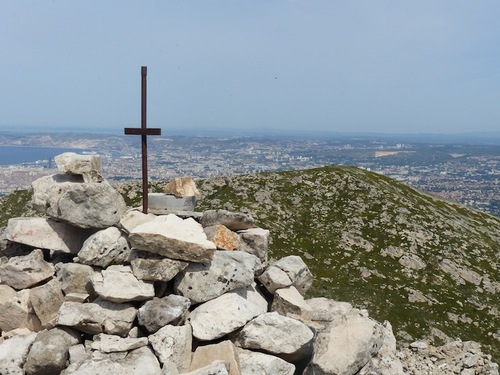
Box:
xmin=124 ymin=128 xmax=162 ymax=136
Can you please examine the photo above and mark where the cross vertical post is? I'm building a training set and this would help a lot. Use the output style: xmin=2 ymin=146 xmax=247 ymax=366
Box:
xmin=124 ymin=66 xmax=162 ymax=213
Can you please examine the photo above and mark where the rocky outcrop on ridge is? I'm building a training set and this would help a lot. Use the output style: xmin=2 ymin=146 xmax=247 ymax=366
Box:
xmin=0 ymin=154 xmax=498 ymax=374
xmin=196 ymin=166 xmax=500 ymax=362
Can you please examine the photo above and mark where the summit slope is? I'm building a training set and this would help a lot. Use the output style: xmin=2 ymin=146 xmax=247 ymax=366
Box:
xmin=196 ymin=165 xmax=500 ymax=360
xmin=1 ymin=164 xmax=498 ymax=361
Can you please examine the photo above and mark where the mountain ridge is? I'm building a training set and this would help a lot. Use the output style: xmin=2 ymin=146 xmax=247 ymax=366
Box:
xmin=194 ymin=166 xmax=499 ymax=361
xmin=1 ymin=165 xmax=499 ymax=361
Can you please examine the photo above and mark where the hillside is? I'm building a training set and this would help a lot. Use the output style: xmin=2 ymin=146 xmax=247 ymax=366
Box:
xmin=1 ymin=165 xmax=499 ymax=361
xmin=195 ymin=166 xmax=500 ymax=361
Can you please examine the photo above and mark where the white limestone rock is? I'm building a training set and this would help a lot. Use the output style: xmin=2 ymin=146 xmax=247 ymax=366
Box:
xmin=128 ymin=214 xmax=216 ymax=263
xmin=57 ymin=299 xmax=137 ymax=336
xmin=91 ymin=333 xmax=148 ymax=353
xmin=175 ymin=251 xmax=260 ymax=303
xmin=63 ymin=358 xmax=124 ymax=374
xmin=148 ymin=324 xmax=192 ymax=373
xmin=304 ymin=297 xmax=353 ymax=325
xmin=0 ymin=333 xmax=37 ymax=375
xmin=56 ymin=262 xmax=96 ymax=296
xmin=0 ymin=289 xmax=43 ymax=332
xmin=271 ymin=285 xmax=313 ymax=317
xmin=32 ymin=174 xmax=126 ymax=228
xmin=190 ymin=340 xmax=240 ymax=375
xmin=238 ymin=227 xmax=270 ymax=265
xmin=91 ymin=265 xmax=155 ymax=303
xmin=236 ymin=348 xmax=295 ymax=375
xmin=0 ymin=284 xmax=16 ymax=303
xmin=0 ymin=328 xmax=34 ymax=341
xmin=0 ymin=249 xmax=54 ymax=290
xmin=233 ymin=312 xmax=314 ymax=362
xmin=399 ymin=254 xmax=426 ymax=270
xmin=24 ymin=327 xmax=81 ymax=375
xmin=189 ymin=284 xmax=268 ymax=341
xmin=6 ymin=217 xmax=90 ymax=254
xmin=183 ymin=361 xmax=229 ymax=375
xmin=305 ymin=312 xmax=385 ymax=375
xmin=64 ymin=293 xmax=89 ymax=303
xmin=201 ymin=209 xmax=254 ymax=231
xmin=439 ymin=258 xmax=483 ymax=285
xmin=257 ymin=266 xmax=290 ymax=293
xmin=66 ymin=344 xmax=89 ymax=368
xmin=119 ymin=210 xmax=156 ymax=234
xmin=62 ymin=346 xmax=161 ymax=375
xmin=130 ymin=249 xmax=189 ymax=282
xmin=138 ymin=295 xmax=191 ymax=334
xmin=77 ymin=227 xmax=131 ymax=268
xmin=54 ymin=152 xmax=103 ymax=183
xmin=29 ymin=279 xmax=65 ymax=328
xmin=358 ymin=321 xmax=405 ymax=375
xmin=161 ymin=361 xmax=180 ymax=375
xmin=258 ymin=255 xmax=313 ymax=295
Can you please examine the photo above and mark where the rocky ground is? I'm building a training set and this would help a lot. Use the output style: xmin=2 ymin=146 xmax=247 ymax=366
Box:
xmin=0 ymin=156 xmax=498 ymax=374
xmin=195 ymin=166 xmax=500 ymax=363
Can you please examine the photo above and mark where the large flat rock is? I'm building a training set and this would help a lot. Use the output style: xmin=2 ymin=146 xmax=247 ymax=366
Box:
xmin=138 ymin=295 xmax=191 ymax=334
xmin=175 ymin=251 xmax=260 ymax=303
xmin=54 ymin=152 xmax=103 ymax=183
xmin=90 ymin=265 xmax=155 ymax=303
xmin=32 ymin=174 xmax=126 ymax=228
xmin=258 ymin=255 xmax=313 ymax=295
xmin=190 ymin=340 xmax=240 ymax=375
xmin=306 ymin=312 xmax=385 ymax=375
xmin=57 ymin=298 xmax=137 ymax=336
xmin=129 ymin=214 xmax=216 ymax=262
xmin=77 ymin=227 xmax=131 ymax=267
xmin=148 ymin=324 xmax=192 ymax=373
xmin=189 ymin=284 xmax=268 ymax=341
xmin=0 ymin=333 xmax=37 ymax=375
xmin=130 ymin=249 xmax=189 ymax=282
xmin=29 ymin=279 xmax=65 ymax=328
xmin=233 ymin=312 xmax=314 ymax=362
xmin=0 ymin=289 xmax=43 ymax=332
xmin=90 ymin=333 xmax=149 ymax=353
xmin=62 ymin=346 xmax=161 ymax=375
xmin=237 ymin=348 xmax=295 ymax=375
xmin=0 ymin=249 xmax=55 ymax=290
xmin=24 ymin=327 xmax=81 ymax=375
xmin=6 ymin=217 xmax=90 ymax=254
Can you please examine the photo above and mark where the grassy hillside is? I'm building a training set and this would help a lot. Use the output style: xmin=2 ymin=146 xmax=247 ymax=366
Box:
xmin=196 ymin=166 xmax=499 ymax=360
xmin=1 ymin=166 xmax=498 ymax=360
xmin=0 ymin=189 xmax=38 ymax=227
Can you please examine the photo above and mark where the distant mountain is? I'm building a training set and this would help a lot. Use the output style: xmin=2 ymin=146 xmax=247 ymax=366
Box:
xmin=195 ymin=166 xmax=500 ymax=361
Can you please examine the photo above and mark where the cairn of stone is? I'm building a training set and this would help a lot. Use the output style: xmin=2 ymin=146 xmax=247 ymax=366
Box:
xmin=0 ymin=153 xmax=498 ymax=375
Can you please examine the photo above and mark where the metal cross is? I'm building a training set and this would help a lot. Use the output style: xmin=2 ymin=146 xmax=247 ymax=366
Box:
xmin=124 ymin=66 xmax=162 ymax=213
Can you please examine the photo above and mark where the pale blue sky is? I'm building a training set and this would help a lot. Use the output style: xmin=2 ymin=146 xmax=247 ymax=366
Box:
xmin=1 ymin=1 xmax=499 ymax=134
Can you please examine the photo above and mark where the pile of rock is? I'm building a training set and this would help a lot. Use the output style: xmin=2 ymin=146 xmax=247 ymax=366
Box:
xmin=0 ymin=153 xmax=497 ymax=375
xmin=397 ymin=340 xmax=498 ymax=375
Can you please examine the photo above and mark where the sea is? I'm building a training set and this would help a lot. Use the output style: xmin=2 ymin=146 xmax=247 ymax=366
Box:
xmin=0 ymin=146 xmax=87 ymax=166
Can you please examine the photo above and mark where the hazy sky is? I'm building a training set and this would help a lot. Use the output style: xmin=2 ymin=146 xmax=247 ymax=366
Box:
xmin=1 ymin=1 xmax=500 ymax=135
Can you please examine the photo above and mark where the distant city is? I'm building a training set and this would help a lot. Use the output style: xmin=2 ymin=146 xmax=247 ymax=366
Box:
xmin=0 ymin=130 xmax=498 ymax=217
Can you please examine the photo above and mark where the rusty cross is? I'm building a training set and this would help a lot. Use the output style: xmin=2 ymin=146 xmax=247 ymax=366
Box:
xmin=124 ymin=66 xmax=162 ymax=213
